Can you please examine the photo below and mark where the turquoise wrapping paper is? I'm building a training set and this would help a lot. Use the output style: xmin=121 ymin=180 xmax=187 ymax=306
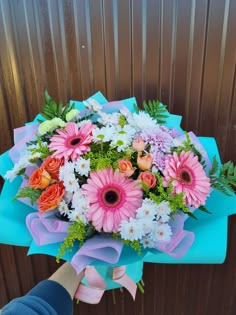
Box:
xmin=0 ymin=91 xmax=236 ymax=290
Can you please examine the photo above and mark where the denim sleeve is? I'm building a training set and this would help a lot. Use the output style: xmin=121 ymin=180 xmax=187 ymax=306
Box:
xmin=1 ymin=280 xmax=73 ymax=315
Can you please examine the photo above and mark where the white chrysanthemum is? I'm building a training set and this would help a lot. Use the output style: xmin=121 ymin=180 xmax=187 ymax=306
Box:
xmin=136 ymin=198 xmax=157 ymax=220
xmin=4 ymin=156 xmax=31 ymax=182
xmin=138 ymin=218 xmax=154 ymax=234
xmin=59 ymin=162 xmax=75 ymax=181
xmin=83 ymin=98 xmax=102 ymax=112
xmin=141 ymin=236 xmax=154 ymax=248
xmin=119 ymin=218 xmax=144 ymax=241
xmin=63 ymin=191 xmax=73 ymax=203
xmin=72 ymin=191 xmax=88 ymax=211
xmin=127 ymin=112 xmax=158 ymax=131
xmin=152 ymin=223 xmax=172 ymax=242
xmin=97 ymin=112 xmax=121 ymax=126
xmin=66 ymin=109 xmax=80 ymax=122
xmin=156 ymin=201 xmax=171 ymax=222
xmin=63 ymin=173 xmax=79 ymax=193
xmin=75 ymin=158 xmax=90 ymax=176
xmin=68 ymin=209 xmax=87 ymax=224
xmin=38 ymin=118 xmax=66 ymax=135
xmin=58 ymin=200 xmax=70 ymax=215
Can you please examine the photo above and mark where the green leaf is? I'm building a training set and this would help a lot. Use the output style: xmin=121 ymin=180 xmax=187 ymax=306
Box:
xmin=209 ymin=158 xmax=236 ymax=196
xmin=134 ymin=100 xmax=169 ymax=124
xmin=198 ymin=205 xmax=212 ymax=214
xmin=44 ymin=90 xmax=51 ymax=103
xmin=14 ymin=187 xmax=42 ymax=205
xmin=56 ymin=221 xmax=89 ymax=262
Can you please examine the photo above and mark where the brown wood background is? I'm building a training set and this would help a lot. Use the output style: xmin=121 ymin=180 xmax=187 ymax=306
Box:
xmin=0 ymin=0 xmax=236 ymax=314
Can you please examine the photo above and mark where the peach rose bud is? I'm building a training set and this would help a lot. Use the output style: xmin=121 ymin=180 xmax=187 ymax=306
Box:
xmin=139 ymin=171 xmax=157 ymax=189
xmin=118 ymin=159 xmax=135 ymax=177
xmin=29 ymin=168 xmax=51 ymax=189
xmin=137 ymin=152 xmax=153 ymax=171
xmin=132 ymin=136 xmax=145 ymax=151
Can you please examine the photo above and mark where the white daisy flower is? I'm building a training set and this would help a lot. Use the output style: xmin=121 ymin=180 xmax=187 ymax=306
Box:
xmin=59 ymin=162 xmax=75 ymax=181
xmin=136 ymin=198 xmax=157 ymax=220
xmin=152 ymin=223 xmax=172 ymax=242
xmin=75 ymin=158 xmax=90 ymax=176
xmin=121 ymin=125 xmax=136 ymax=138
xmin=72 ymin=192 xmax=88 ymax=211
xmin=63 ymin=191 xmax=73 ymax=203
xmin=63 ymin=173 xmax=79 ymax=193
xmin=92 ymin=126 xmax=114 ymax=143
xmin=58 ymin=200 xmax=70 ymax=215
xmin=110 ymin=134 xmax=130 ymax=152
xmin=68 ymin=209 xmax=87 ymax=224
xmin=156 ymin=201 xmax=171 ymax=222
xmin=141 ymin=236 xmax=154 ymax=248
xmin=119 ymin=218 xmax=143 ymax=241
xmin=138 ymin=218 xmax=154 ymax=234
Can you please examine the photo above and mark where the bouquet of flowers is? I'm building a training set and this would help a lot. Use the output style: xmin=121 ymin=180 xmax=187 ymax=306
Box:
xmin=0 ymin=91 xmax=236 ymax=303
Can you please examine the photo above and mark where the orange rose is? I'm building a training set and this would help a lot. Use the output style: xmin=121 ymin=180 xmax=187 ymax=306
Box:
xmin=137 ymin=152 xmax=153 ymax=170
xmin=139 ymin=171 xmax=157 ymax=189
xmin=29 ymin=167 xmax=51 ymax=189
xmin=37 ymin=181 xmax=65 ymax=212
xmin=42 ymin=156 xmax=64 ymax=180
xmin=118 ymin=159 xmax=135 ymax=177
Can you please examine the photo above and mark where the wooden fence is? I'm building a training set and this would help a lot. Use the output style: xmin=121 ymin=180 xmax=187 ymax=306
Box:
xmin=0 ymin=1 xmax=236 ymax=314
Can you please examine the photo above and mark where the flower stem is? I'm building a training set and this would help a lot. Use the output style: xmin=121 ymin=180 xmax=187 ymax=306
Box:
xmin=137 ymin=281 xmax=144 ymax=294
xmin=112 ymin=289 xmax=116 ymax=304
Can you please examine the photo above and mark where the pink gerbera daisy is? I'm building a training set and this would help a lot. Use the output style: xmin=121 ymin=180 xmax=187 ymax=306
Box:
xmin=49 ymin=122 xmax=94 ymax=161
xmin=163 ymin=151 xmax=210 ymax=208
xmin=82 ymin=168 xmax=143 ymax=233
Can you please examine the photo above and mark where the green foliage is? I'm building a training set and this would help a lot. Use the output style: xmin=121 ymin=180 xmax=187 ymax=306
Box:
xmin=113 ymin=233 xmax=142 ymax=255
xmin=149 ymin=173 xmax=195 ymax=218
xmin=209 ymin=157 xmax=236 ymax=196
xmin=27 ymin=136 xmax=51 ymax=160
xmin=134 ymin=100 xmax=169 ymax=124
xmin=56 ymin=221 xmax=87 ymax=262
xmin=84 ymin=143 xmax=132 ymax=172
xmin=172 ymin=132 xmax=207 ymax=170
xmin=173 ymin=132 xmax=192 ymax=153
xmin=41 ymin=90 xmax=75 ymax=121
xmin=14 ymin=187 xmax=42 ymax=205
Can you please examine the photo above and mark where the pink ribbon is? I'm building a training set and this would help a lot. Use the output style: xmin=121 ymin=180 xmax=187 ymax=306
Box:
xmin=113 ymin=265 xmax=137 ymax=300
xmin=74 ymin=265 xmax=137 ymax=304
xmin=74 ymin=266 xmax=106 ymax=304
xmin=154 ymin=215 xmax=195 ymax=258
xmin=26 ymin=212 xmax=71 ymax=245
